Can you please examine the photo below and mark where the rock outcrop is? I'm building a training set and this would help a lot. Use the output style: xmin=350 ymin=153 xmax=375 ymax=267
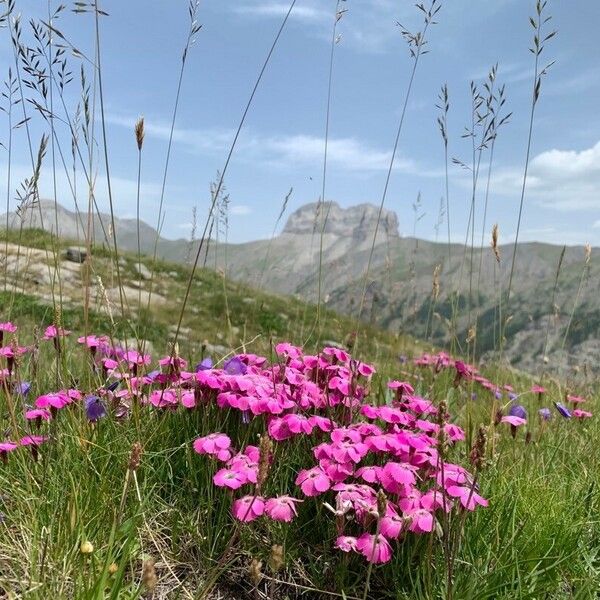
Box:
xmin=283 ymin=202 xmax=399 ymax=241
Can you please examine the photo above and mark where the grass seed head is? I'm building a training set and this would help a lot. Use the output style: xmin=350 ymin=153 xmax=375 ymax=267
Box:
xmin=249 ymin=558 xmax=263 ymax=585
xmin=128 ymin=441 xmax=143 ymax=471
xmin=135 ymin=116 xmax=145 ymax=150
xmin=269 ymin=544 xmax=284 ymax=573
xmin=142 ymin=557 xmax=157 ymax=591
xmin=491 ymin=224 xmax=500 ymax=263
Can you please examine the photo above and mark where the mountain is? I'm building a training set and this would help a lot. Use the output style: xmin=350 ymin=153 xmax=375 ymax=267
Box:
xmin=3 ymin=200 xmax=597 ymax=373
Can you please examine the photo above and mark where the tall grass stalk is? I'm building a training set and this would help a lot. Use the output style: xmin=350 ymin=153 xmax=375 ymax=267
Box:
xmin=436 ymin=84 xmax=451 ymax=269
xmin=355 ymin=0 xmax=441 ymax=350
xmin=142 ymin=0 xmax=202 ymax=347
xmin=314 ymin=0 xmax=347 ymax=343
xmin=504 ymin=0 xmax=556 ymax=319
xmin=2 ymin=68 xmax=17 ymax=293
xmin=560 ymin=244 xmax=591 ymax=353
xmin=169 ymin=0 xmax=297 ymax=353
xmin=540 ymin=245 xmax=565 ymax=373
xmin=135 ymin=116 xmax=144 ymax=344
xmin=94 ymin=0 xmax=128 ymax=332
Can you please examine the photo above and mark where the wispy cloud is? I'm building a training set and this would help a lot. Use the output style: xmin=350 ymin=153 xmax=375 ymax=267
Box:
xmin=545 ymin=67 xmax=600 ymax=96
xmin=232 ymin=2 xmax=329 ymax=22
xmin=228 ymin=0 xmax=416 ymax=54
xmin=106 ymin=113 xmax=437 ymax=176
xmin=491 ymin=140 xmax=600 ymax=211
xmin=230 ymin=204 xmax=253 ymax=216
xmin=467 ymin=62 xmax=533 ymax=85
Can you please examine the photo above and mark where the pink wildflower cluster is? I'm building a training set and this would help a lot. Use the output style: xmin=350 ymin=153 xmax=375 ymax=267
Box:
xmin=190 ymin=343 xmax=487 ymax=564
xmin=414 ymin=351 xmax=594 ymax=427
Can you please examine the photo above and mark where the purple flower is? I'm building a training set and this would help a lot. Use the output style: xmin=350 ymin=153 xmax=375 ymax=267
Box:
xmin=223 ymin=356 xmax=247 ymax=376
xmin=84 ymin=395 xmax=107 ymax=422
xmin=15 ymin=381 xmax=31 ymax=397
xmin=146 ymin=370 xmax=161 ymax=382
xmin=494 ymin=390 xmax=502 ymax=400
xmin=508 ymin=404 xmax=527 ymax=420
xmin=554 ymin=402 xmax=571 ymax=419
xmin=471 ymin=392 xmax=477 ymax=401
xmin=538 ymin=408 xmax=552 ymax=421
xmin=398 ymin=355 xmax=407 ymax=365
xmin=105 ymin=381 xmax=120 ymax=392
xmin=195 ymin=357 xmax=213 ymax=372
xmin=508 ymin=392 xmax=518 ymax=402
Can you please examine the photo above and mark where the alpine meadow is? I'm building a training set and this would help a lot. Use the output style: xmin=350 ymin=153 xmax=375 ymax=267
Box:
xmin=1 ymin=1 xmax=600 ymax=599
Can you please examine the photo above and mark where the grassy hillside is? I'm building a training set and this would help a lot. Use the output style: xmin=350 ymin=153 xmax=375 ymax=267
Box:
xmin=0 ymin=228 xmax=419 ymax=368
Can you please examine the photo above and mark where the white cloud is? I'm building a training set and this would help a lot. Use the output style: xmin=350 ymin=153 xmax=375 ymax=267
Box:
xmin=229 ymin=0 xmax=416 ymax=54
xmin=232 ymin=3 xmax=329 ymax=22
xmin=230 ymin=204 xmax=253 ymax=215
xmin=106 ymin=113 xmax=434 ymax=176
xmin=491 ymin=140 xmax=600 ymax=211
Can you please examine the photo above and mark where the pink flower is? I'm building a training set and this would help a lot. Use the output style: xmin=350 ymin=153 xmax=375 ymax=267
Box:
xmin=387 ymin=380 xmax=414 ymax=399
xmin=567 ymin=394 xmax=586 ymax=404
xmin=0 ymin=322 xmax=17 ymax=333
xmin=0 ymin=441 xmax=18 ymax=463
xmin=0 ymin=322 xmax=17 ymax=346
xmin=181 ymin=391 xmax=196 ymax=408
xmin=78 ymin=335 xmax=108 ymax=351
xmin=158 ymin=355 xmax=188 ymax=370
xmin=445 ymin=485 xmax=488 ymax=511
xmin=380 ymin=461 xmax=417 ymax=492
xmin=232 ymin=495 xmax=265 ymax=522
xmin=25 ymin=408 xmax=52 ymax=421
xmin=124 ymin=350 xmax=151 ymax=368
xmin=500 ymin=415 xmax=526 ymax=427
xmin=213 ymin=468 xmax=247 ymax=489
xmin=380 ymin=511 xmax=404 ymax=539
xmin=406 ymin=508 xmax=434 ymax=533
xmin=265 ymin=496 xmax=302 ymax=522
xmin=43 ymin=325 xmax=71 ymax=340
xmin=35 ymin=392 xmax=69 ymax=410
xmin=421 ymin=489 xmax=451 ymax=512
xmin=275 ymin=342 xmax=302 ymax=359
xmin=334 ymin=536 xmax=358 ymax=552
xmin=356 ymin=533 xmax=393 ymax=564
xmin=444 ymin=423 xmax=465 ymax=442
xmin=531 ymin=384 xmax=546 ymax=394
xmin=453 ymin=360 xmax=472 ymax=383
xmin=296 ymin=467 xmax=331 ymax=496
xmin=20 ymin=435 xmax=48 ymax=447
xmin=355 ymin=465 xmax=381 ymax=484
xmin=573 ymin=409 xmax=592 ymax=419
xmin=149 ymin=389 xmax=178 ymax=408
xmin=193 ymin=433 xmax=232 ymax=460
xmin=322 ymin=347 xmax=349 ymax=363
xmin=0 ymin=345 xmax=28 ymax=358
xmin=329 ymin=440 xmax=369 ymax=464
xmin=356 ymin=362 xmax=375 ymax=377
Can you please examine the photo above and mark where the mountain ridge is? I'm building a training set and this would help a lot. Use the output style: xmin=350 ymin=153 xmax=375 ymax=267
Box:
xmin=2 ymin=199 xmax=597 ymax=373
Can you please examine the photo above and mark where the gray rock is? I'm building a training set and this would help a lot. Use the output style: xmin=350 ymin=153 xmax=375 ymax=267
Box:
xmin=134 ymin=262 xmax=152 ymax=280
xmin=64 ymin=246 xmax=87 ymax=263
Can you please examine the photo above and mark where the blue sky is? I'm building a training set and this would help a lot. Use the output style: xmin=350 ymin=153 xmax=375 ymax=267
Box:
xmin=1 ymin=0 xmax=600 ymax=246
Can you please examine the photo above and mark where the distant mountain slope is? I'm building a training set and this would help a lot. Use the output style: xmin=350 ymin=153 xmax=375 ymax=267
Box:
xmin=3 ymin=200 xmax=597 ymax=373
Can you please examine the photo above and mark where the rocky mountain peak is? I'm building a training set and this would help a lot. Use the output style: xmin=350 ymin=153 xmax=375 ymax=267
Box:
xmin=282 ymin=201 xmax=400 ymax=239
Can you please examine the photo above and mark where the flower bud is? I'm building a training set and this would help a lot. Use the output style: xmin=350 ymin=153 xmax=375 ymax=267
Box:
xmin=80 ymin=541 xmax=94 ymax=554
